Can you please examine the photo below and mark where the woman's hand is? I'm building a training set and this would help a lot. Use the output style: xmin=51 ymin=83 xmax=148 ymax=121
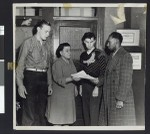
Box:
xmin=66 ymin=76 xmax=80 ymax=83
xmin=72 ymin=76 xmax=81 ymax=82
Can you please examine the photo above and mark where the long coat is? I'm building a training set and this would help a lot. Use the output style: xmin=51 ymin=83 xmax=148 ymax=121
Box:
xmin=102 ymin=47 xmax=136 ymax=126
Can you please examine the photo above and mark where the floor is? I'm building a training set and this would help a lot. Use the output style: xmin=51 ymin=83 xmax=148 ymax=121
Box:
xmin=16 ymin=94 xmax=84 ymax=126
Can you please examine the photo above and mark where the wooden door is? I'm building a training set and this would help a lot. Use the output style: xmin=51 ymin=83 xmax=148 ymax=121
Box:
xmin=60 ymin=27 xmax=90 ymax=61
xmin=53 ymin=20 xmax=97 ymax=62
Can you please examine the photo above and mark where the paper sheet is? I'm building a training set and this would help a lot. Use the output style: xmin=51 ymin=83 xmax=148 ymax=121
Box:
xmin=71 ymin=70 xmax=95 ymax=80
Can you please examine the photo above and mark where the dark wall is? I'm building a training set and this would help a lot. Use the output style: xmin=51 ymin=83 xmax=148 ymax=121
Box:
xmin=124 ymin=7 xmax=146 ymax=125
xmin=0 ymin=35 xmax=4 ymax=59
xmin=130 ymin=7 xmax=146 ymax=125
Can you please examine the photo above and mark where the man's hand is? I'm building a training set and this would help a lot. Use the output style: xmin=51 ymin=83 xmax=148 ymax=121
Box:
xmin=90 ymin=77 xmax=99 ymax=85
xmin=79 ymin=85 xmax=82 ymax=96
xmin=18 ymin=85 xmax=27 ymax=99
xmin=116 ymin=100 xmax=124 ymax=109
xmin=75 ymin=86 xmax=78 ymax=97
xmin=92 ymin=86 xmax=99 ymax=97
xmin=48 ymin=85 xmax=53 ymax=95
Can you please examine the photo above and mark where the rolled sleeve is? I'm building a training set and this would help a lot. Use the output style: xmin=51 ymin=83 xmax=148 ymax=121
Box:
xmin=16 ymin=40 xmax=30 ymax=87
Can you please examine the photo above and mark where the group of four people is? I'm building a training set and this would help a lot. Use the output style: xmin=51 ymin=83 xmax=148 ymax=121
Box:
xmin=16 ymin=20 xmax=136 ymax=126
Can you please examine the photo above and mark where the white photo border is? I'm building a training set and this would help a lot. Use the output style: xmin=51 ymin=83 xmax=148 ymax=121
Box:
xmin=13 ymin=3 xmax=146 ymax=131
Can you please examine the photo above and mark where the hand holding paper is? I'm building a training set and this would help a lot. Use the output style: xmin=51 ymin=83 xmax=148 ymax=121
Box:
xmin=72 ymin=75 xmax=81 ymax=81
xmin=71 ymin=70 xmax=95 ymax=80
xmin=90 ymin=77 xmax=99 ymax=84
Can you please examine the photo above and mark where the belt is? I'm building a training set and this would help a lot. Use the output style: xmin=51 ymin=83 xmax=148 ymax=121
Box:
xmin=26 ymin=67 xmax=47 ymax=72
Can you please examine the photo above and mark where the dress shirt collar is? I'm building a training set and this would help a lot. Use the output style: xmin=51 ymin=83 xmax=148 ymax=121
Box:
xmin=112 ymin=47 xmax=121 ymax=57
xmin=33 ymin=35 xmax=46 ymax=46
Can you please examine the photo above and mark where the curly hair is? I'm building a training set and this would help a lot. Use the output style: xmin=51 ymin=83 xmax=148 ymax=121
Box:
xmin=109 ymin=32 xmax=123 ymax=44
xmin=81 ymin=32 xmax=96 ymax=50
xmin=81 ymin=32 xmax=96 ymax=42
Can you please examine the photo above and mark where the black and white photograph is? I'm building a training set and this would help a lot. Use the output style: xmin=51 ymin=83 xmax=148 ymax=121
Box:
xmin=13 ymin=3 xmax=146 ymax=130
